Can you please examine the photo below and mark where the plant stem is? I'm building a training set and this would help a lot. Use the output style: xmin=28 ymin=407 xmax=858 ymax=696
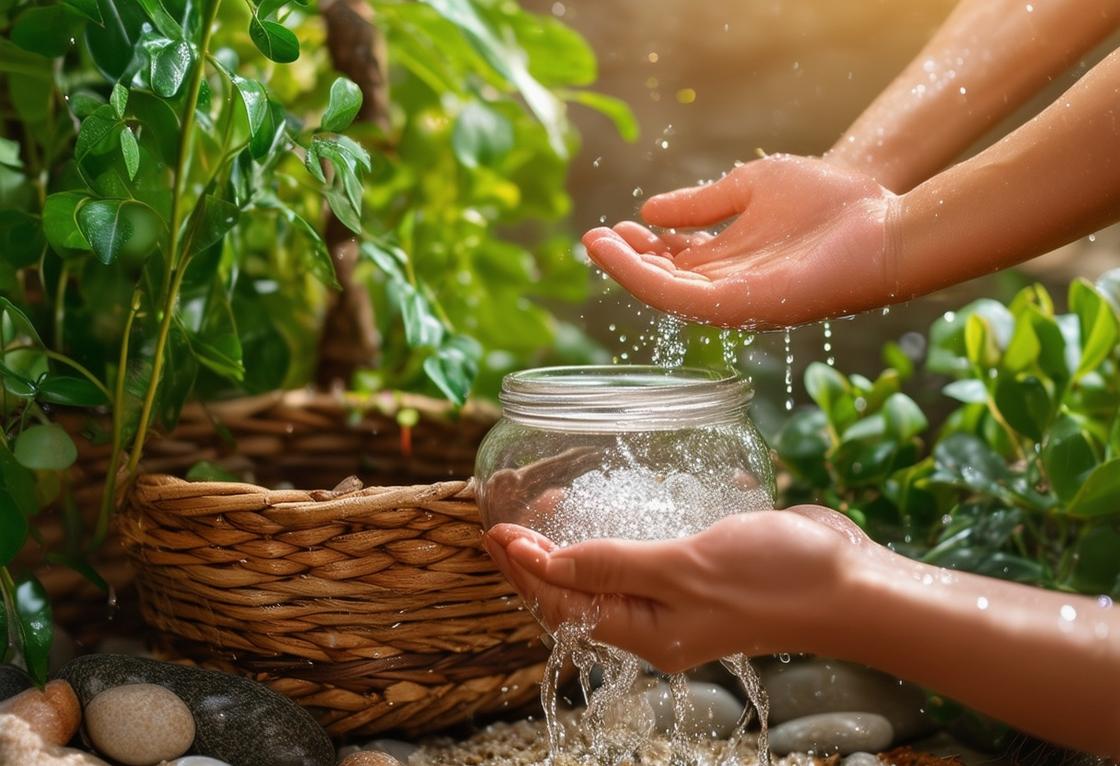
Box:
xmin=53 ymin=264 xmax=67 ymax=352
xmin=124 ymin=0 xmax=221 ymax=480
xmin=94 ymin=291 xmax=141 ymax=549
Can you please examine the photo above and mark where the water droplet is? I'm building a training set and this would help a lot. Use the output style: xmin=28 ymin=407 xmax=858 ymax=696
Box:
xmin=1089 ymin=234 xmax=1097 ymax=243
xmin=592 ymin=156 xmax=602 ymax=168
xmin=881 ymin=306 xmax=891 ymax=316
xmin=659 ymin=139 xmax=670 ymax=150
xmin=1025 ymin=3 xmax=1034 ymax=11
xmin=550 ymin=1 xmax=565 ymax=16
xmin=976 ymin=596 xmax=989 ymax=610
xmin=778 ymin=653 xmax=791 ymax=663
xmin=647 ymin=51 xmax=659 ymax=63
xmin=784 ymin=328 xmax=794 ymax=411
xmin=1061 ymin=604 xmax=1077 ymax=622
xmin=632 ymin=187 xmax=644 ymax=198
xmin=959 ymin=86 xmax=967 ymax=95
xmin=1098 ymin=595 xmax=1112 ymax=608
xmin=822 ymin=320 xmax=834 ymax=366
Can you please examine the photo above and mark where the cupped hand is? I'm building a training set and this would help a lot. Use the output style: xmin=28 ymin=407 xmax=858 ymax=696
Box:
xmin=584 ymin=154 xmax=900 ymax=330
xmin=483 ymin=505 xmax=877 ymax=673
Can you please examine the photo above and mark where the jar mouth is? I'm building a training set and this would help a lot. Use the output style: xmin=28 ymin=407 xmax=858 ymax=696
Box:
xmin=499 ymin=365 xmax=752 ymax=432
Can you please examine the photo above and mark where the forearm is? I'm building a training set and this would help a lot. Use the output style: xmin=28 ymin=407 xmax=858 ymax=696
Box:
xmin=888 ymin=46 xmax=1120 ymax=302
xmin=826 ymin=0 xmax=1120 ymax=192
xmin=829 ymin=549 xmax=1120 ymax=756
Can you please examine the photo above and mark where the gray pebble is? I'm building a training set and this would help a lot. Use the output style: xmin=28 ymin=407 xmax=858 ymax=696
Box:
xmin=762 ymin=659 xmax=932 ymax=741
xmin=0 ymin=664 xmax=33 ymax=702
xmin=57 ymin=654 xmax=333 ymax=766
xmin=841 ymin=751 xmax=883 ymax=766
xmin=643 ymin=681 xmax=744 ymax=739
xmin=768 ymin=712 xmax=894 ymax=755
xmin=360 ymin=739 xmax=419 ymax=762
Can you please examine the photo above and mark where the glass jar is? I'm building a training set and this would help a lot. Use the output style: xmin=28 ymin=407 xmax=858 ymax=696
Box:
xmin=475 ymin=366 xmax=774 ymax=546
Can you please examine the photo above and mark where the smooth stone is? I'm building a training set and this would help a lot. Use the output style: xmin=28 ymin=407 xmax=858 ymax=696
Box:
xmin=164 ymin=757 xmax=235 ymax=766
xmin=0 ymin=713 xmax=111 ymax=766
xmin=0 ymin=664 xmax=33 ymax=702
xmin=339 ymin=753 xmax=402 ymax=766
xmin=761 ymin=659 xmax=933 ymax=741
xmin=57 ymin=654 xmax=334 ymax=766
xmin=85 ymin=682 xmax=195 ymax=765
xmin=768 ymin=712 xmax=894 ymax=756
xmin=360 ymin=739 xmax=419 ymax=762
xmin=0 ymin=679 xmax=81 ymax=746
xmin=643 ymin=681 xmax=744 ymax=739
xmin=841 ymin=752 xmax=882 ymax=766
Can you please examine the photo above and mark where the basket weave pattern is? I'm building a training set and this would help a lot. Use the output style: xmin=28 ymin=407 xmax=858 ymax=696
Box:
xmin=120 ymin=474 xmax=547 ymax=736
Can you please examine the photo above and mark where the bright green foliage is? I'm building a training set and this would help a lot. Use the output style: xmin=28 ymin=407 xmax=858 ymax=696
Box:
xmin=776 ymin=271 xmax=1120 ymax=597
xmin=0 ymin=0 xmax=630 ymax=680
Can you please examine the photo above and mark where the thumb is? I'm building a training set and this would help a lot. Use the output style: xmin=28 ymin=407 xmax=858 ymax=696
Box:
xmin=641 ymin=167 xmax=751 ymax=228
xmin=506 ymin=536 xmax=680 ymax=600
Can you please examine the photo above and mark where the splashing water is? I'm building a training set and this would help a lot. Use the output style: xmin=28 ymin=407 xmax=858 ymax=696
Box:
xmin=822 ymin=321 xmax=834 ymax=367
xmin=783 ymin=329 xmax=794 ymax=411
xmin=652 ymin=315 xmax=687 ymax=368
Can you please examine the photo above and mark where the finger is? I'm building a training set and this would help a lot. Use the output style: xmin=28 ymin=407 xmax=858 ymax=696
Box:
xmin=583 ymin=229 xmax=718 ymax=318
xmin=641 ymin=170 xmax=749 ymax=228
xmin=507 ymin=536 xmax=679 ymax=600
xmin=503 ymin=548 xmax=665 ymax=653
xmin=612 ymin=221 xmax=669 ymax=254
xmin=487 ymin=523 xmax=559 ymax=553
xmin=659 ymin=229 xmax=715 ymax=253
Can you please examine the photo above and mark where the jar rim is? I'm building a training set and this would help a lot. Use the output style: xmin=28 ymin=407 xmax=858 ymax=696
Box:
xmin=499 ymin=365 xmax=752 ymax=432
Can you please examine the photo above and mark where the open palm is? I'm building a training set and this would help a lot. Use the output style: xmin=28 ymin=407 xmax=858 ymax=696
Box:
xmin=584 ymin=154 xmax=900 ymax=329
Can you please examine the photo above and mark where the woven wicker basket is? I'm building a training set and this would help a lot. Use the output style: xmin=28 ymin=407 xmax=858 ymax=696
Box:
xmin=115 ymin=391 xmax=551 ymax=738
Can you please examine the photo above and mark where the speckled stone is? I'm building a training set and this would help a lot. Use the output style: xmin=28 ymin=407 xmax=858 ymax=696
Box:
xmin=0 ymin=679 xmax=81 ymax=745
xmin=338 ymin=752 xmax=402 ymax=766
xmin=0 ymin=713 xmax=112 ymax=765
xmin=761 ymin=659 xmax=932 ymax=741
xmin=84 ymin=683 xmax=195 ymax=765
xmin=0 ymin=664 xmax=33 ymax=702
xmin=56 ymin=654 xmax=334 ymax=766
xmin=768 ymin=712 xmax=894 ymax=756
xmin=643 ymin=681 xmax=744 ymax=738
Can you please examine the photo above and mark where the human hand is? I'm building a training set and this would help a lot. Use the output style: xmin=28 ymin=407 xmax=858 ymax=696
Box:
xmin=483 ymin=505 xmax=877 ymax=673
xmin=583 ymin=154 xmax=899 ymax=330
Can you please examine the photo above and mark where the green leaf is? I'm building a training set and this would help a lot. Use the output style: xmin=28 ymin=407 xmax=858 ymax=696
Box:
xmin=1096 ymin=268 xmax=1120 ymax=314
xmin=0 ymin=447 xmax=38 ymax=520
xmin=119 ymin=127 xmax=140 ymax=181
xmin=42 ymin=192 xmax=93 ymax=253
xmin=775 ymin=409 xmax=830 ymax=487
xmin=993 ymin=375 xmax=1051 ymax=442
xmin=882 ymin=393 xmax=928 ymax=441
xmin=359 ymin=239 xmax=408 ymax=283
xmin=400 ymin=283 xmax=445 ymax=348
xmin=185 ymin=460 xmax=238 ymax=482
xmin=76 ymin=199 xmax=161 ymax=265
xmin=964 ymin=313 xmax=999 ymax=370
xmin=1002 ymin=315 xmax=1040 ymax=373
xmin=453 ymin=101 xmax=513 ymax=168
xmin=0 ymin=297 xmax=43 ymax=347
xmin=13 ymin=575 xmax=52 ymax=684
xmin=1026 ymin=307 xmax=1069 ymax=382
xmin=0 ymin=211 xmax=45 ymax=269
xmin=37 ymin=375 xmax=109 ymax=406
xmin=422 ymin=0 xmax=568 ymax=157
xmin=1070 ymin=278 xmax=1118 ymax=378
xmin=1070 ymin=524 xmax=1120 ymax=595
xmin=134 ymin=0 xmax=181 ymax=38
xmin=150 ymin=39 xmax=194 ymax=98
xmin=931 ymin=433 xmax=1010 ymax=493
xmin=260 ymin=196 xmax=339 ymax=289
xmin=14 ymin=425 xmax=78 ymax=471
xmin=423 ymin=334 xmax=481 ymax=405
xmin=559 ymin=89 xmax=638 ymax=142
xmin=185 ymin=194 xmax=240 ymax=257
xmin=321 ymin=77 xmax=363 ymax=132
xmin=804 ymin=362 xmax=848 ymax=417
xmin=927 ymin=299 xmax=1012 ymax=375
xmin=1044 ymin=415 xmax=1098 ymax=504
xmin=249 ymin=17 xmax=299 ymax=63
xmin=11 ymin=5 xmax=82 ymax=58
xmin=881 ymin=341 xmax=914 ymax=380
xmin=63 ymin=0 xmax=103 ymax=24
xmin=0 ymin=138 xmax=21 ymax=169
xmin=942 ymin=379 xmax=987 ymax=404
xmin=184 ymin=280 xmax=244 ymax=382
xmin=85 ymin=0 xmax=147 ymax=79
xmin=0 ymin=488 xmax=28 ymax=566
xmin=1066 ymin=458 xmax=1120 ymax=518
xmin=110 ymin=82 xmax=129 ymax=118
xmin=75 ymin=105 xmax=124 ymax=166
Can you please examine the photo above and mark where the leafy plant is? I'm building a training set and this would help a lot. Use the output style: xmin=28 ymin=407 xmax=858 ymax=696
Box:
xmin=776 ymin=270 xmax=1120 ymax=594
xmin=774 ymin=271 xmax=1120 ymax=749
xmin=0 ymin=0 xmax=632 ymax=683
